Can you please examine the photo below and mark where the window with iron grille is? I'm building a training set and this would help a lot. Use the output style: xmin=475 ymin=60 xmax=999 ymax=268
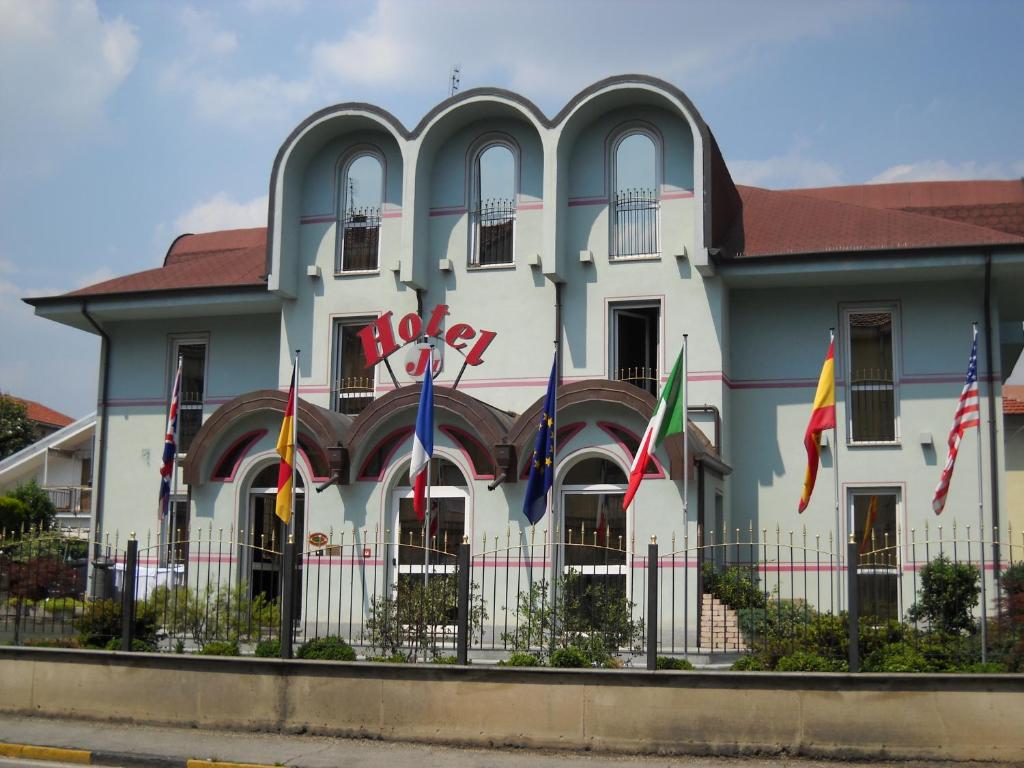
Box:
xmin=470 ymin=142 xmax=516 ymax=266
xmin=171 ymin=339 xmax=206 ymax=453
xmin=331 ymin=317 xmax=375 ymax=415
xmin=845 ymin=307 xmax=899 ymax=442
xmin=337 ymin=152 xmax=383 ymax=272
xmin=610 ymin=131 xmax=659 ymax=258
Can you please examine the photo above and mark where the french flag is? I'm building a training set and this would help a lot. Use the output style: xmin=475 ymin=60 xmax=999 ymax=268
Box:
xmin=409 ymin=363 xmax=434 ymax=520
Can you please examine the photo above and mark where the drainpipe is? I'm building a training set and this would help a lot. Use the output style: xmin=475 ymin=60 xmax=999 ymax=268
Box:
xmin=554 ymin=282 xmax=563 ymax=385
xmin=983 ymin=251 xmax=1000 ymax=568
xmin=687 ymin=404 xmax=722 ymax=454
xmin=81 ymin=302 xmax=110 ymax=558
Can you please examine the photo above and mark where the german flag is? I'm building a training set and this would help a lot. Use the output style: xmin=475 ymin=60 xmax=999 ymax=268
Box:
xmin=797 ymin=338 xmax=836 ymax=513
xmin=275 ymin=359 xmax=298 ymax=524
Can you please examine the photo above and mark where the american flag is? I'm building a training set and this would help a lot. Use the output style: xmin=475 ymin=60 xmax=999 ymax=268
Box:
xmin=158 ymin=357 xmax=183 ymax=521
xmin=931 ymin=328 xmax=980 ymax=515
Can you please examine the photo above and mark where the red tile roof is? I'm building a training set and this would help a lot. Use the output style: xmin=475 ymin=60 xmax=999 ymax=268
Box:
xmin=1005 ymin=385 xmax=1024 ymax=416
xmin=61 ymin=228 xmax=267 ymax=299
xmin=6 ymin=396 xmax=74 ymax=428
xmin=726 ymin=184 xmax=1024 ymax=258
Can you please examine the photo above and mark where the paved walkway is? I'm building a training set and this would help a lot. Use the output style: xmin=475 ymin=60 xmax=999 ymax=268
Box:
xmin=0 ymin=714 xmax=1014 ymax=768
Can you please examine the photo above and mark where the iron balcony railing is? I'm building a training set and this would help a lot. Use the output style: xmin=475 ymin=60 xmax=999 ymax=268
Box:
xmin=332 ymin=376 xmax=374 ymax=416
xmin=612 ymin=366 xmax=659 ymax=397
xmin=612 ymin=188 xmax=659 ymax=258
xmin=45 ymin=486 xmax=91 ymax=516
xmin=338 ymin=207 xmax=381 ymax=272
xmin=472 ymin=198 xmax=515 ymax=266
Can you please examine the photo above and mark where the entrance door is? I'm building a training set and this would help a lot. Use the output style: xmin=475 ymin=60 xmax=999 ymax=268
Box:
xmin=392 ymin=457 xmax=468 ymax=578
xmin=246 ymin=464 xmax=304 ymax=603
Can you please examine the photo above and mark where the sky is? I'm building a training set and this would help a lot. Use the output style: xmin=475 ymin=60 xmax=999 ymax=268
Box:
xmin=1 ymin=0 xmax=1023 ymax=418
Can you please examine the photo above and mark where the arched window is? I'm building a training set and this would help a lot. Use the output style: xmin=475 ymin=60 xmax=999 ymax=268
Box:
xmin=610 ymin=131 xmax=659 ymax=258
xmin=337 ymin=151 xmax=383 ymax=272
xmin=471 ymin=142 xmax=516 ymax=266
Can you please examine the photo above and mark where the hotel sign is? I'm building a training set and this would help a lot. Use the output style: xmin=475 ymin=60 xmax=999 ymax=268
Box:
xmin=358 ymin=304 xmax=497 ymax=377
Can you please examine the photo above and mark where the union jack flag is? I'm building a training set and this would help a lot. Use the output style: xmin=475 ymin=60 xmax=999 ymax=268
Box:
xmin=158 ymin=357 xmax=183 ymax=521
xmin=932 ymin=328 xmax=980 ymax=515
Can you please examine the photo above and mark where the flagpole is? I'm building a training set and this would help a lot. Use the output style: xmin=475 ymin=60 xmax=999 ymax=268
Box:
xmin=424 ymin=358 xmax=432 ymax=592
xmin=829 ymin=328 xmax=843 ymax=603
xmin=682 ymin=334 xmax=688 ymax=522
xmin=291 ymin=350 xmax=299 ymax=545
xmin=973 ymin=323 xmax=988 ymax=662
xmin=169 ymin=354 xmax=182 ymax=567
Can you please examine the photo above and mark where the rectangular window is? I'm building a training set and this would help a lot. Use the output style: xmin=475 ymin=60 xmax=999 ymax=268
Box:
xmin=609 ymin=302 xmax=660 ymax=396
xmin=846 ymin=307 xmax=898 ymax=443
xmin=611 ymin=190 xmax=659 ymax=258
xmin=160 ymin=498 xmax=190 ymax=567
xmin=338 ymin=208 xmax=381 ymax=272
xmin=171 ymin=339 xmax=207 ymax=453
xmin=471 ymin=200 xmax=516 ymax=266
xmin=331 ymin=318 xmax=375 ymax=415
xmin=852 ymin=490 xmax=899 ymax=622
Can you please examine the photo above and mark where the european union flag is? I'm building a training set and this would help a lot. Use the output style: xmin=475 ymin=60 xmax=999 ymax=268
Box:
xmin=522 ymin=355 xmax=557 ymax=525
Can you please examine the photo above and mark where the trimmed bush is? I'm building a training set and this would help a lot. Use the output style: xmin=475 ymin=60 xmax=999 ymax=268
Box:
xmin=431 ymin=654 xmax=459 ymax=664
xmin=24 ymin=637 xmax=80 ymax=648
xmin=370 ymin=652 xmax=408 ymax=663
xmin=862 ymin=642 xmax=930 ymax=673
xmin=775 ymin=650 xmax=847 ymax=672
xmin=254 ymin=638 xmax=281 ymax=657
xmin=730 ymin=654 xmax=767 ymax=671
xmin=503 ymin=651 xmax=541 ymax=667
xmin=549 ymin=645 xmax=590 ymax=668
xmin=702 ymin=563 xmax=767 ymax=610
xmin=296 ymin=635 xmax=356 ymax=661
xmin=199 ymin=640 xmax=240 ymax=656
xmin=656 ymin=656 xmax=694 ymax=670
xmin=76 ymin=599 xmax=157 ymax=649
xmin=908 ymin=555 xmax=980 ymax=635
xmin=104 ymin=637 xmax=157 ymax=652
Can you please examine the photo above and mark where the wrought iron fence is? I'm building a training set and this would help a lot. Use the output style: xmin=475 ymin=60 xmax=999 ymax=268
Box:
xmin=612 ymin=188 xmax=659 ymax=258
xmin=3 ymin=520 xmax=1021 ymax=670
xmin=472 ymin=198 xmax=515 ymax=266
xmin=338 ymin=207 xmax=381 ymax=272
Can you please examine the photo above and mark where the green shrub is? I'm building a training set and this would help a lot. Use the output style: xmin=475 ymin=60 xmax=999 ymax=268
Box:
xmin=296 ymin=636 xmax=356 ymax=661
xmin=146 ymin=582 xmax=278 ymax=648
xmin=775 ymin=650 xmax=847 ymax=672
xmin=863 ymin=642 xmax=931 ymax=672
xmin=24 ymin=637 xmax=80 ymax=648
xmin=43 ymin=598 xmax=84 ymax=615
xmin=369 ymin=652 xmax=408 ymax=663
xmin=104 ymin=637 xmax=157 ymax=652
xmin=75 ymin=599 xmax=157 ymax=649
xmin=503 ymin=651 xmax=541 ymax=667
xmin=199 ymin=640 xmax=239 ymax=656
xmin=961 ymin=661 xmax=1007 ymax=673
xmin=549 ymin=645 xmax=590 ymax=668
xmin=908 ymin=555 xmax=980 ymax=635
xmin=254 ymin=638 xmax=281 ymax=657
xmin=431 ymin=654 xmax=459 ymax=664
xmin=656 ymin=656 xmax=694 ymax=670
xmin=702 ymin=563 xmax=767 ymax=610
xmin=730 ymin=654 xmax=767 ymax=671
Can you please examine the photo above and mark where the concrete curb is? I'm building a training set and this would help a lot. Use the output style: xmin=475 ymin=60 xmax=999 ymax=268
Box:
xmin=0 ymin=742 xmax=284 ymax=768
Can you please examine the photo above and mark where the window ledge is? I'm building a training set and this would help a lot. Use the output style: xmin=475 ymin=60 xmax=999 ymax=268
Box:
xmin=334 ymin=269 xmax=381 ymax=277
xmin=846 ymin=440 xmax=902 ymax=448
xmin=467 ymin=263 xmax=516 ymax=271
xmin=610 ymin=254 xmax=661 ymax=263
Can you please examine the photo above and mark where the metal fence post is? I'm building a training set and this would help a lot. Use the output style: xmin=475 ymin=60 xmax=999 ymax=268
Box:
xmin=647 ymin=536 xmax=658 ymax=670
xmin=121 ymin=535 xmax=138 ymax=651
xmin=456 ymin=538 xmax=470 ymax=665
xmin=846 ymin=534 xmax=860 ymax=672
xmin=280 ymin=536 xmax=295 ymax=660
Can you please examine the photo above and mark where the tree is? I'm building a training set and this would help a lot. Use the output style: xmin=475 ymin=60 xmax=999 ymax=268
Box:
xmin=908 ymin=555 xmax=981 ymax=635
xmin=0 ymin=395 xmax=38 ymax=460
xmin=8 ymin=480 xmax=56 ymax=531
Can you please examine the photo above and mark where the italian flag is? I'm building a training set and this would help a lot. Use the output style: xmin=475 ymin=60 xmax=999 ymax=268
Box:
xmin=622 ymin=348 xmax=685 ymax=510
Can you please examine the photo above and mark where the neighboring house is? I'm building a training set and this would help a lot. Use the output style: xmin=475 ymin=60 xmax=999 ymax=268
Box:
xmin=6 ymin=395 xmax=74 ymax=440
xmin=22 ymin=76 xmax=1024 ymax=638
xmin=0 ymin=413 xmax=96 ymax=532
xmin=1005 ymin=385 xmax=1024 ymax=541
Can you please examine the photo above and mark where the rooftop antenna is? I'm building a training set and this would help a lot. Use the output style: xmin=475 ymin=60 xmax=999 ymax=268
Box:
xmin=449 ymin=65 xmax=461 ymax=98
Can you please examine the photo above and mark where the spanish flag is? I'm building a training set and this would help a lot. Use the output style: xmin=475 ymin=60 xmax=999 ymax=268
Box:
xmin=797 ymin=337 xmax=836 ymax=513
xmin=859 ymin=495 xmax=878 ymax=555
xmin=275 ymin=358 xmax=298 ymax=524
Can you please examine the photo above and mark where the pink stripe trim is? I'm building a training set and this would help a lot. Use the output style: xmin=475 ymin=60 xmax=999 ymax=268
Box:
xmin=660 ymin=191 xmax=694 ymax=200
xmin=517 ymin=202 xmax=543 ymax=211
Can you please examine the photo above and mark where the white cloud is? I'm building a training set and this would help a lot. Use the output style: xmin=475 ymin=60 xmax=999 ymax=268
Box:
xmin=869 ymin=160 xmax=1024 ymax=184
xmin=308 ymin=0 xmax=889 ymax=103
xmin=729 ymin=151 xmax=843 ymax=189
xmin=174 ymin=192 xmax=269 ymax=234
xmin=241 ymin=0 xmax=306 ymax=12
xmin=180 ymin=6 xmax=238 ymax=57
xmin=190 ymin=74 xmax=313 ymax=128
xmin=0 ymin=0 xmax=139 ymax=175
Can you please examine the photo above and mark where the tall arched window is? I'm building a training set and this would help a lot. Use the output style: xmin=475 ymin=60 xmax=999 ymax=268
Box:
xmin=610 ymin=131 xmax=659 ymax=258
xmin=337 ymin=151 xmax=383 ymax=272
xmin=471 ymin=142 xmax=516 ymax=266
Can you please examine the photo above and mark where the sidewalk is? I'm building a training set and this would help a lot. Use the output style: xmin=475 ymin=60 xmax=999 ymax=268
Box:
xmin=0 ymin=714 xmax=1014 ymax=768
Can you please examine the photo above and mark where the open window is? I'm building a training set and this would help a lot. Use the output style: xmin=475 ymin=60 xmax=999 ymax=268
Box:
xmin=331 ymin=317 xmax=375 ymax=415
xmin=610 ymin=301 xmax=660 ymax=395
xmin=337 ymin=152 xmax=383 ymax=272
xmin=852 ymin=489 xmax=900 ymax=622
xmin=171 ymin=338 xmax=207 ymax=454
xmin=610 ymin=130 xmax=659 ymax=258
xmin=470 ymin=142 xmax=516 ymax=266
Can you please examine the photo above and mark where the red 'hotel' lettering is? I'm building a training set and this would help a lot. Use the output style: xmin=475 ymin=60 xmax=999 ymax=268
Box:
xmin=357 ymin=305 xmax=497 ymax=370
